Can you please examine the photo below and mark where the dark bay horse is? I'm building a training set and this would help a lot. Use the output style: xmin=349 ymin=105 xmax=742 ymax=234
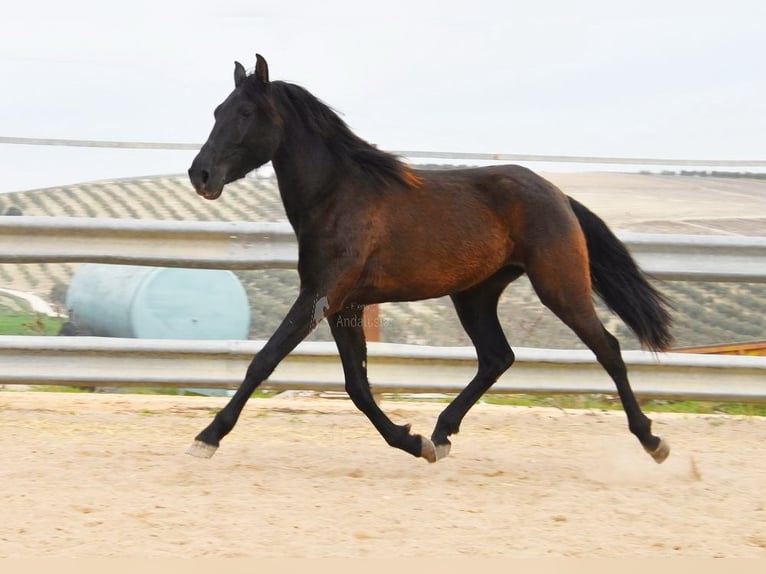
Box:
xmin=188 ymin=54 xmax=673 ymax=464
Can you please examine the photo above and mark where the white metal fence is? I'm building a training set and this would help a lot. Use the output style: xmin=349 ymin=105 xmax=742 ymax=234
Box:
xmin=2 ymin=217 xmax=766 ymax=282
xmin=1 ymin=216 xmax=765 ymax=400
xmin=1 ymin=138 xmax=765 ymax=398
xmin=1 ymin=336 xmax=764 ymax=402
xmin=3 ymin=135 xmax=766 ymax=168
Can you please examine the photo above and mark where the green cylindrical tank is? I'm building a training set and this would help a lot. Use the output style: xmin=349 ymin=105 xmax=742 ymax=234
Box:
xmin=65 ymin=264 xmax=250 ymax=339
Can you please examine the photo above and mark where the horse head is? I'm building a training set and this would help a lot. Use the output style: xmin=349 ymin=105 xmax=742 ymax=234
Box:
xmin=188 ymin=54 xmax=281 ymax=199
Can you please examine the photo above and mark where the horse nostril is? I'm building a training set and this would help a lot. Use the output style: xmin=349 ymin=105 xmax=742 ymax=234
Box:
xmin=188 ymin=164 xmax=210 ymax=187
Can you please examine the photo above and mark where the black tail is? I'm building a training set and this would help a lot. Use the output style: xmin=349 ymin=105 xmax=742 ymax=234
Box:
xmin=568 ymin=196 xmax=673 ymax=351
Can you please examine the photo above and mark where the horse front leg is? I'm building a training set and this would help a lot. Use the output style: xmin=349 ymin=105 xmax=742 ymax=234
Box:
xmin=186 ymin=289 xmax=321 ymax=458
xmin=329 ymin=305 xmax=436 ymax=461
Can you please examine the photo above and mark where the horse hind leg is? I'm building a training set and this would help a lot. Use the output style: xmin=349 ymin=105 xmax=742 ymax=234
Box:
xmin=430 ymin=267 xmax=522 ymax=461
xmin=526 ymin=252 xmax=670 ymax=463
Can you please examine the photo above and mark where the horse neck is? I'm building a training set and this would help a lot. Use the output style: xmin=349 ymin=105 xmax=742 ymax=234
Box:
xmin=270 ymin=120 xmax=341 ymax=230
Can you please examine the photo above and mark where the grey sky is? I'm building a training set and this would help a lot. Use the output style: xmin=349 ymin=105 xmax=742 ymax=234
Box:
xmin=1 ymin=0 xmax=764 ymax=192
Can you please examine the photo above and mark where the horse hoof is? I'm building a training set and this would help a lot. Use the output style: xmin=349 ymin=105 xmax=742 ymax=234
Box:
xmin=434 ymin=443 xmax=451 ymax=461
xmin=420 ymin=436 xmax=437 ymax=463
xmin=186 ymin=440 xmax=218 ymax=459
xmin=646 ymin=437 xmax=670 ymax=464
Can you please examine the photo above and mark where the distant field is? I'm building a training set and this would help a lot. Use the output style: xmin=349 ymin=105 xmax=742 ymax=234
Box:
xmin=0 ymin=293 xmax=65 ymax=335
xmin=0 ymin=311 xmax=65 ymax=336
xmin=0 ymin=172 xmax=764 ymax=349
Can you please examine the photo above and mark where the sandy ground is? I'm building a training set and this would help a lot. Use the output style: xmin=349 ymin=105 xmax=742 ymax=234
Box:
xmin=1 ymin=391 xmax=765 ymax=558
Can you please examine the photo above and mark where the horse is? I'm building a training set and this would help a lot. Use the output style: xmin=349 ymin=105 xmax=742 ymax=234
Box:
xmin=187 ymin=54 xmax=673 ymax=465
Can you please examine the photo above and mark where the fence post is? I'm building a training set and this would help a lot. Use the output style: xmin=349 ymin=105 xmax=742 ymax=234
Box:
xmin=363 ymin=304 xmax=380 ymax=342
xmin=363 ymin=304 xmax=383 ymax=404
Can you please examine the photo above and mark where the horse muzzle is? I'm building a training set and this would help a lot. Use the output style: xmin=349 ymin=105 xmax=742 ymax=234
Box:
xmin=188 ymin=162 xmax=225 ymax=200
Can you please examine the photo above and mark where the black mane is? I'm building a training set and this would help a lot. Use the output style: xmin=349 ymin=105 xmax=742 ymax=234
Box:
xmin=268 ymin=80 xmax=413 ymax=188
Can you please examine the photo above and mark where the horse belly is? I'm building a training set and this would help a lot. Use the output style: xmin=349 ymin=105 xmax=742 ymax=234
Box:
xmin=363 ymin=226 xmax=514 ymax=301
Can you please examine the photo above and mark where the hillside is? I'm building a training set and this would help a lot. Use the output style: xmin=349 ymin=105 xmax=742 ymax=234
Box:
xmin=1 ymin=171 xmax=765 ymax=350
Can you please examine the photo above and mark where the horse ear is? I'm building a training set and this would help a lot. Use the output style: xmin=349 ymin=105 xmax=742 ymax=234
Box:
xmin=255 ymin=54 xmax=269 ymax=84
xmin=234 ymin=61 xmax=247 ymax=88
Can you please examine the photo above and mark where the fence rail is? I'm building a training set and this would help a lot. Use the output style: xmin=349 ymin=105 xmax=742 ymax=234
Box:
xmin=2 ymin=217 xmax=766 ymax=400
xmin=0 ymin=217 xmax=297 ymax=270
xmin=1 ymin=336 xmax=765 ymax=402
xmin=3 ymin=136 xmax=766 ymax=168
xmin=2 ymin=217 xmax=766 ymax=282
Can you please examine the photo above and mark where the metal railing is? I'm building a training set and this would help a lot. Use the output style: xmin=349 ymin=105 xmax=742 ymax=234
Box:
xmin=3 ymin=135 xmax=766 ymax=168
xmin=1 ymin=216 xmax=765 ymax=399
xmin=1 ymin=336 xmax=764 ymax=402
xmin=2 ymin=134 xmax=765 ymax=398
xmin=2 ymin=217 xmax=766 ymax=282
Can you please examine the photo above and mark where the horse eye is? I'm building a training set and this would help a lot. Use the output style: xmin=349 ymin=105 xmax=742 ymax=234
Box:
xmin=239 ymin=109 xmax=252 ymax=119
